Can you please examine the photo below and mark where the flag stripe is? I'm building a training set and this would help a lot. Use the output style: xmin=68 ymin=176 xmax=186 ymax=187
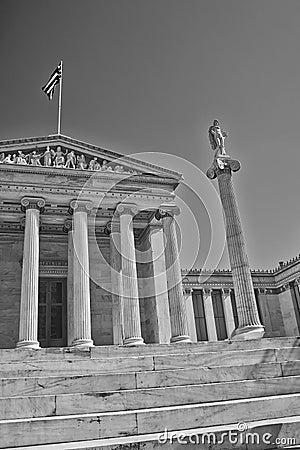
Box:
xmin=42 ymin=62 xmax=62 ymax=100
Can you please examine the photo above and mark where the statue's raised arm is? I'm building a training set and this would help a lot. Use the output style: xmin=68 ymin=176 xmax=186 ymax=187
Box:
xmin=208 ymin=119 xmax=228 ymax=157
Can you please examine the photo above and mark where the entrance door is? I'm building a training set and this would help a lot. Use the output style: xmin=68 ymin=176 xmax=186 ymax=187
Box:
xmin=38 ymin=278 xmax=67 ymax=347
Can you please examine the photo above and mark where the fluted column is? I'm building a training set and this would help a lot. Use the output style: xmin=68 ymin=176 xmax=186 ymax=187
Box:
xmin=17 ymin=197 xmax=45 ymax=349
xmin=203 ymin=289 xmax=218 ymax=341
xmin=116 ymin=204 xmax=144 ymax=346
xmin=69 ymin=200 xmax=94 ymax=348
xmin=64 ymin=219 xmax=74 ymax=346
xmin=183 ymin=288 xmax=197 ymax=342
xmin=106 ymin=220 xmax=124 ymax=345
xmin=222 ymin=288 xmax=236 ymax=338
xmin=155 ymin=206 xmax=191 ymax=343
xmin=207 ymin=160 xmax=264 ymax=340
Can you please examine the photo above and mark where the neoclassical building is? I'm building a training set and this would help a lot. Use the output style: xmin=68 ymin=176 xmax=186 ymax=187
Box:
xmin=0 ymin=134 xmax=299 ymax=350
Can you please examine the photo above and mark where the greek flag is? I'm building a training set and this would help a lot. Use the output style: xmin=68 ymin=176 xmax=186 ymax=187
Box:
xmin=42 ymin=62 xmax=62 ymax=100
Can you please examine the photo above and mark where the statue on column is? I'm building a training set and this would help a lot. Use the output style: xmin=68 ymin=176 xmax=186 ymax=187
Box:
xmin=207 ymin=119 xmax=240 ymax=178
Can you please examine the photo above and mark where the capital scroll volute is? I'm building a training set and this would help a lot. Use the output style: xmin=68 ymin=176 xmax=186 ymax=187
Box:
xmin=21 ymin=197 xmax=45 ymax=213
xmin=115 ymin=203 xmax=139 ymax=217
xmin=155 ymin=205 xmax=180 ymax=221
xmin=69 ymin=199 xmax=93 ymax=214
xmin=63 ymin=219 xmax=73 ymax=233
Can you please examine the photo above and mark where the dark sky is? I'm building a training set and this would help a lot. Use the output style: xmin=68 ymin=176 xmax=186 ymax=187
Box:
xmin=1 ymin=0 xmax=300 ymax=270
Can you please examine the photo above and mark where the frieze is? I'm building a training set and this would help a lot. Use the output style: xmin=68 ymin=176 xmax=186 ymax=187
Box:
xmin=0 ymin=145 xmax=139 ymax=175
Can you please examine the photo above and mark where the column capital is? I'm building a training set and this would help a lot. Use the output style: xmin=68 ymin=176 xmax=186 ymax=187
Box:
xmin=155 ymin=205 xmax=180 ymax=220
xmin=63 ymin=219 xmax=73 ymax=233
xmin=69 ymin=199 xmax=93 ymax=214
xmin=183 ymin=287 xmax=193 ymax=295
xmin=203 ymin=288 xmax=212 ymax=297
xmin=294 ymin=278 xmax=300 ymax=287
xmin=21 ymin=197 xmax=45 ymax=213
xmin=206 ymin=158 xmax=241 ymax=180
xmin=115 ymin=203 xmax=139 ymax=216
xmin=221 ymin=288 xmax=232 ymax=295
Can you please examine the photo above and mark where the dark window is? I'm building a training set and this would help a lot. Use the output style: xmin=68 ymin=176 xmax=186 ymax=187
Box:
xmin=211 ymin=290 xmax=227 ymax=340
xmin=192 ymin=290 xmax=208 ymax=341
xmin=38 ymin=279 xmax=67 ymax=347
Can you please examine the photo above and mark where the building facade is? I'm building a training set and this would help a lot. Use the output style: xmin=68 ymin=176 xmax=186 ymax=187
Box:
xmin=0 ymin=134 xmax=299 ymax=350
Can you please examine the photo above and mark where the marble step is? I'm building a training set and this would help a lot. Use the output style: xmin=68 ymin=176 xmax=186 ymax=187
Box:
xmin=0 ymin=361 xmax=288 ymax=397
xmin=1 ymin=374 xmax=300 ymax=420
xmin=0 ymin=393 xmax=299 ymax=448
xmin=0 ymin=337 xmax=299 ymax=363
xmin=0 ymin=347 xmax=299 ymax=378
xmin=15 ymin=417 xmax=300 ymax=450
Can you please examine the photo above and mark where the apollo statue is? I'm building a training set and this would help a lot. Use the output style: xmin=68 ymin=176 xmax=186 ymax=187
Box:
xmin=208 ymin=119 xmax=228 ymax=158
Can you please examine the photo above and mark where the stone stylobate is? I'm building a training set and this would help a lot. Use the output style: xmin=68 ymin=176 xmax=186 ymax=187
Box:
xmin=206 ymin=119 xmax=264 ymax=340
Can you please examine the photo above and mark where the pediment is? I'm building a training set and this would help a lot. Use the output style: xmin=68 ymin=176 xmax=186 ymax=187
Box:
xmin=0 ymin=134 xmax=182 ymax=181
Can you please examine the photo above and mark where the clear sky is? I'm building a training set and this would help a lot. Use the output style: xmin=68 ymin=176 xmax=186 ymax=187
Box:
xmin=1 ymin=0 xmax=300 ymax=270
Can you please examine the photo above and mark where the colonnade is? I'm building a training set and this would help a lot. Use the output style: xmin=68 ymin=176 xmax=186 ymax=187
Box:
xmin=16 ymin=197 xmax=192 ymax=349
xmin=184 ymin=288 xmax=236 ymax=342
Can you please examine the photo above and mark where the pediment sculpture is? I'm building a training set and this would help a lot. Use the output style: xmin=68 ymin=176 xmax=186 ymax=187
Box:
xmin=0 ymin=145 xmax=138 ymax=174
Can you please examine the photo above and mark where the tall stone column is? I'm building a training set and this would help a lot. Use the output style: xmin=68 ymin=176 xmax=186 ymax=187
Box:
xmin=64 ymin=219 xmax=74 ymax=346
xmin=222 ymin=288 xmax=236 ymax=338
xmin=203 ymin=289 xmax=218 ymax=341
xmin=206 ymin=120 xmax=264 ymax=340
xmin=116 ymin=204 xmax=144 ymax=346
xmin=155 ymin=206 xmax=191 ymax=343
xmin=105 ymin=220 xmax=124 ymax=345
xmin=69 ymin=200 xmax=94 ymax=348
xmin=17 ymin=197 xmax=45 ymax=349
xmin=183 ymin=288 xmax=197 ymax=342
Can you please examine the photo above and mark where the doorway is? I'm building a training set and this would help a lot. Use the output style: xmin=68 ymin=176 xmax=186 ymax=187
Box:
xmin=38 ymin=278 xmax=67 ymax=347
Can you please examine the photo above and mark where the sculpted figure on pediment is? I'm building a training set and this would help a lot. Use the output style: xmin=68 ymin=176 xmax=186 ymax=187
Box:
xmin=3 ymin=154 xmax=16 ymax=164
xmin=65 ymin=150 xmax=76 ymax=169
xmin=43 ymin=146 xmax=55 ymax=167
xmin=77 ymin=154 xmax=87 ymax=170
xmin=29 ymin=150 xmax=43 ymax=166
xmin=53 ymin=146 xmax=66 ymax=167
xmin=88 ymin=157 xmax=101 ymax=171
xmin=16 ymin=151 xmax=28 ymax=165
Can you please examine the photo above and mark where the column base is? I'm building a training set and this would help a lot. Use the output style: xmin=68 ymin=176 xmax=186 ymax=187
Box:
xmin=171 ymin=335 xmax=192 ymax=344
xmin=123 ymin=337 xmax=145 ymax=346
xmin=230 ymin=325 xmax=265 ymax=341
xmin=16 ymin=340 xmax=40 ymax=350
xmin=71 ymin=338 xmax=94 ymax=349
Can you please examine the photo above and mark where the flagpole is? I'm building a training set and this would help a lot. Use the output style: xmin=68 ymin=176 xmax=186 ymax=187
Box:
xmin=57 ymin=60 xmax=63 ymax=135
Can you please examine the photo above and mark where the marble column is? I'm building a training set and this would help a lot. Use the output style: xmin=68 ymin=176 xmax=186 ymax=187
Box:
xmin=69 ymin=200 xmax=94 ymax=348
xmin=149 ymin=225 xmax=171 ymax=343
xmin=203 ymin=289 xmax=218 ymax=341
xmin=106 ymin=220 xmax=124 ymax=345
xmin=155 ymin=206 xmax=191 ymax=343
xmin=64 ymin=219 xmax=74 ymax=346
xmin=17 ymin=197 xmax=45 ymax=349
xmin=222 ymin=288 xmax=236 ymax=338
xmin=116 ymin=204 xmax=144 ymax=346
xmin=184 ymin=288 xmax=197 ymax=342
xmin=207 ymin=157 xmax=264 ymax=340
xmin=278 ymin=283 xmax=299 ymax=337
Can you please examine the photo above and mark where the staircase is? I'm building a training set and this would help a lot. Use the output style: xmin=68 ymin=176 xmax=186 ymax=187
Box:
xmin=0 ymin=337 xmax=300 ymax=449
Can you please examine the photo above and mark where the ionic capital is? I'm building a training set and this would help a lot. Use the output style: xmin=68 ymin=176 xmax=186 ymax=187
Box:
xmin=203 ymin=288 xmax=212 ymax=297
xmin=21 ymin=197 xmax=45 ymax=213
xmin=155 ymin=205 xmax=180 ymax=220
xmin=115 ymin=203 xmax=139 ymax=217
xmin=183 ymin=287 xmax=193 ymax=295
xmin=69 ymin=199 xmax=93 ymax=214
xmin=63 ymin=219 xmax=73 ymax=233
xmin=221 ymin=288 xmax=231 ymax=296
